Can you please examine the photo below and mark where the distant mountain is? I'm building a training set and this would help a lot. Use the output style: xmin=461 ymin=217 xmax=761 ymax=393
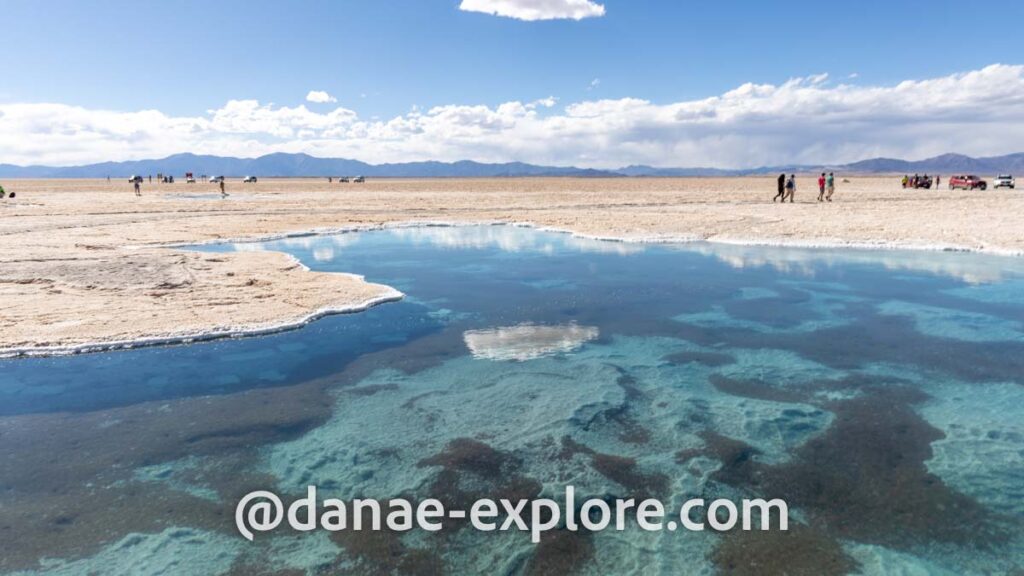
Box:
xmin=624 ymin=153 xmax=1024 ymax=176
xmin=2 ymin=152 xmax=1023 ymax=178
xmin=616 ymin=165 xmax=739 ymax=177
xmin=842 ymin=153 xmax=1024 ymax=175
xmin=0 ymin=153 xmax=622 ymax=179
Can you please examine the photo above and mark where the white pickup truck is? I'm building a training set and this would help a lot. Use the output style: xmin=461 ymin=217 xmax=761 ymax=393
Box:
xmin=993 ymin=175 xmax=1015 ymax=189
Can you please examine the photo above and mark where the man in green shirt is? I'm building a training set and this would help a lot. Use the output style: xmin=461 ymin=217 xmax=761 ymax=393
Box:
xmin=825 ymin=173 xmax=836 ymax=202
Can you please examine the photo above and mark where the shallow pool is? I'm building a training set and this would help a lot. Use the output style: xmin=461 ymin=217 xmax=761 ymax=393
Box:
xmin=1 ymin=225 xmax=1022 ymax=575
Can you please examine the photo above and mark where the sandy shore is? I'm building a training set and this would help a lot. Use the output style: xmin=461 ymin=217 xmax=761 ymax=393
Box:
xmin=2 ymin=176 xmax=1022 ymax=355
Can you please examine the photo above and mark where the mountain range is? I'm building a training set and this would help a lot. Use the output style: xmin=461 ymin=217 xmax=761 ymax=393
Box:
xmin=2 ymin=152 xmax=1023 ymax=178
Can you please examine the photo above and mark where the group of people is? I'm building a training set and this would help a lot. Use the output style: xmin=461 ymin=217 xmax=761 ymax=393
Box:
xmin=901 ymin=174 xmax=938 ymax=189
xmin=773 ymin=172 xmax=836 ymax=203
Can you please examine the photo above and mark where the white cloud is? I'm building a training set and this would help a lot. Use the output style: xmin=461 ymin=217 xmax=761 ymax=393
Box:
xmin=587 ymin=78 xmax=600 ymax=91
xmin=305 ymin=90 xmax=337 ymax=104
xmin=459 ymin=0 xmax=605 ymax=21
xmin=528 ymin=96 xmax=558 ymax=108
xmin=3 ymin=64 xmax=1024 ymax=169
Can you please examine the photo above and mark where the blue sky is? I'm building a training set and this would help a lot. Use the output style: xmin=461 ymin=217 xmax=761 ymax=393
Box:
xmin=1 ymin=0 xmax=1023 ymax=167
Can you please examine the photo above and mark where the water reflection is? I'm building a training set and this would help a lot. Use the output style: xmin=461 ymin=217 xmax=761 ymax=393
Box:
xmin=684 ymin=242 xmax=1024 ymax=284
xmin=237 ymin=225 xmax=1023 ymax=285
xmin=463 ymin=323 xmax=600 ymax=361
xmin=390 ymin=225 xmax=644 ymax=255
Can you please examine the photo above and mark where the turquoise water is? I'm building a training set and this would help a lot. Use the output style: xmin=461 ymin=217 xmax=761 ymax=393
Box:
xmin=1 ymin=225 xmax=1023 ymax=575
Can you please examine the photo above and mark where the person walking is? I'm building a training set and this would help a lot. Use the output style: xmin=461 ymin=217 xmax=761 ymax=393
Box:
xmin=219 ymin=179 xmax=228 ymax=198
xmin=774 ymin=173 xmax=786 ymax=202
xmin=817 ymin=172 xmax=826 ymax=202
xmin=134 ymin=179 xmax=141 ymax=197
xmin=825 ymin=172 xmax=836 ymax=201
xmin=784 ymin=174 xmax=796 ymax=203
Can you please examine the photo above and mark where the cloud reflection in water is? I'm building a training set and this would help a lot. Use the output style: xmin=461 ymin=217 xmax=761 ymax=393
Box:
xmin=463 ymin=322 xmax=600 ymax=361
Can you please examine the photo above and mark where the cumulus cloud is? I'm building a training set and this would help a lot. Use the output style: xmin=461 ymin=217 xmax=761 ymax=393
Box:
xmin=528 ymin=96 xmax=558 ymax=108
xmin=305 ymin=90 xmax=337 ymax=104
xmin=3 ymin=64 xmax=1024 ymax=168
xmin=459 ymin=0 xmax=605 ymax=21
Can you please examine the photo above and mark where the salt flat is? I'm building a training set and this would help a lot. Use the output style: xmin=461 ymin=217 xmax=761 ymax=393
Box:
xmin=2 ymin=176 xmax=1022 ymax=353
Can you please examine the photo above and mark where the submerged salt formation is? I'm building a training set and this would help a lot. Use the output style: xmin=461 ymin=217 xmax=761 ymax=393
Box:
xmin=259 ymin=334 xmax=835 ymax=573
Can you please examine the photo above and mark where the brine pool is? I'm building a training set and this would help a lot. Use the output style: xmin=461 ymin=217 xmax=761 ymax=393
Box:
xmin=1 ymin=225 xmax=1023 ymax=575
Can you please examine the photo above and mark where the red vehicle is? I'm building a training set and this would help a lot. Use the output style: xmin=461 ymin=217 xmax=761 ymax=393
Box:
xmin=948 ymin=174 xmax=987 ymax=191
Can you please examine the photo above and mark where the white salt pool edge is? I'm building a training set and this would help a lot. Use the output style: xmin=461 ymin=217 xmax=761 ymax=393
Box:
xmin=0 ymin=287 xmax=404 ymax=359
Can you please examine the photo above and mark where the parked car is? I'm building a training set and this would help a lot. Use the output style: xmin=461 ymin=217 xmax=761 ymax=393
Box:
xmin=128 ymin=175 xmax=144 ymax=184
xmin=209 ymin=175 xmax=225 ymax=183
xmin=949 ymin=174 xmax=987 ymax=191
xmin=243 ymin=176 xmax=258 ymax=183
xmin=339 ymin=177 xmax=350 ymax=183
xmin=993 ymin=175 xmax=1015 ymax=189
xmin=354 ymin=176 xmax=366 ymax=183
